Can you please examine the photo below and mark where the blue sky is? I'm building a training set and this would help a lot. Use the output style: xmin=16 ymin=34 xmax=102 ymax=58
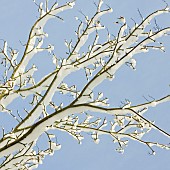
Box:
xmin=0 ymin=0 xmax=170 ymax=170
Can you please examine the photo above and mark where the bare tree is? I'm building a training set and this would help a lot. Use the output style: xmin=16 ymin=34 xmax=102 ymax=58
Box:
xmin=0 ymin=0 xmax=170 ymax=169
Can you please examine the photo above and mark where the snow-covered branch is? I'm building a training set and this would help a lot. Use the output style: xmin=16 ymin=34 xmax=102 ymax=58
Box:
xmin=0 ymin=0 xmax=170 ymax=169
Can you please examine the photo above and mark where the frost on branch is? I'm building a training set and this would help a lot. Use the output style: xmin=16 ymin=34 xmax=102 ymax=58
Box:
xmin=0 ymin=0 xmax=170 ymax=169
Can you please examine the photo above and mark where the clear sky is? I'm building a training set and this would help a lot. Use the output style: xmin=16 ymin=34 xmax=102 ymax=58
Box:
xmin=0 ymin=0 xmax=170 ymax=170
